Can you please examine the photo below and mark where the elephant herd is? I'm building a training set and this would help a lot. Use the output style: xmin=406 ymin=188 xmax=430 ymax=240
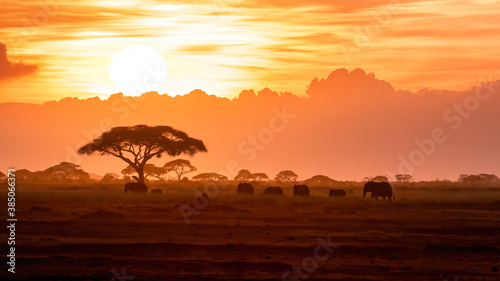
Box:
xmin=237 ymin=181 xmax=396 ymax=202
xmin=124 ymin=181 xmax=396 ymax=202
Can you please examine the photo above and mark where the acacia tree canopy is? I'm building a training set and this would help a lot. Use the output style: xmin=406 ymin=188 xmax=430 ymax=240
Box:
xmin=234 ymin=169 xmax=254 ymax=182
xmin=122 ymin=164 xmax=166 ymax=180
xmin=275 ymin=170 xmax=298 ymax=182
xmin=78 ymin=125 xmax=207 ymax=183
xmin=164 ymin=159 xmax=197 ymax=181
xmin=192 ymin=172 xmax=228 ymax=181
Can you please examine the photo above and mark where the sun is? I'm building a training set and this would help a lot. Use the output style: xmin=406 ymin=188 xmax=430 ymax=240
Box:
xmin=109 ymin=45 xmax=168 ymax=96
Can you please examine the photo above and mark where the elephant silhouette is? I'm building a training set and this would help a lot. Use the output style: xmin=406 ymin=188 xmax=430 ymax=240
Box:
xmin=237 ymin=183 xmax=254 ymax=195
xmin=363 ymin=182 xmax=395 ymax=202
xmin=329 ymin=189 xmax=346 ymax=197
xmin=293 ymin=184 xmax=310 ymax=196
xmin=261 ymin=186 xmax=284 ymax=196
xmin=124 ymin=182 xmax=147 ymax=193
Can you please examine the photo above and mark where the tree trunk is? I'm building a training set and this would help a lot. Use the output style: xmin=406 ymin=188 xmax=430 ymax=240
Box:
xmin=136 ymin=165 xmax=145 ymax=183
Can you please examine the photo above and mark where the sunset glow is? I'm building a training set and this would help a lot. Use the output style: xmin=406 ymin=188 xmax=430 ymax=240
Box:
xmin=2 ymin=1 xmax=500 ymax=280
xmin=2 ymin=1 xmax=500 ymax=103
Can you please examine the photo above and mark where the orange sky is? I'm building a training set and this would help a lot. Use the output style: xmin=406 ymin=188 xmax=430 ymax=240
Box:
xmin=2 ymin=0 xmax=500 ymax=103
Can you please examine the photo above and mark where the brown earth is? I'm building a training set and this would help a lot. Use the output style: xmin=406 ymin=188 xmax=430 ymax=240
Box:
xmin=1 ymin=185 xmax=500 ymax=281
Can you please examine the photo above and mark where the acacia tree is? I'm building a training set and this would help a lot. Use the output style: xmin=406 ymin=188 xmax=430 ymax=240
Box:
xmin=163 ymin=159 xmax=197 ymax=181
xmin=252 ymin=173 xmax=269 ymax=182
xmin=78 ymin=125 xmax=207 ymax=184
xmin=101 ymin=173 xmax=120 ymax=182
xmin=304 ymin=175 xmax=336 ymax=185
xmin=122 ymin=164 xmax=166 ymax=181
xmin=192 ymin=172 xmax=228 ymax=181
xmin=275 ymin=170 xmax=298 ymax=182
xmin=234 ymin=169 xmax=254 ymax=182
xmin=40 ymin=162 xmax=90 ymax=182
xmin=395 ymin=174 xmax=413 ymax=183
xmin=363 ymin=175 xmax=389 ymax=182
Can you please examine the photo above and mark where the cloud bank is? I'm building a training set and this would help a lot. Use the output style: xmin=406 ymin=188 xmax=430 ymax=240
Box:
xmin=1 ymin=69 xmax=499 ymax=181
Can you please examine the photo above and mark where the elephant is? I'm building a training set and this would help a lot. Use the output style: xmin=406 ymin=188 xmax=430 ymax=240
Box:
xmin=237 ymin=183 xmax=254 ymax=195
xmin=329 ymin=189 xmax=347 ymax=197
xmin=363 ymin=182 xmax=395 ymax=202
xmin=293 ymin=184 xmax=310 ymax=196
xmin=124 ymin=182 xmax=147 ymax=193
xmin=262 ymin=186 xmax=284 ymax=196
xmin=151 ymin=189 xmax=163 ymax=194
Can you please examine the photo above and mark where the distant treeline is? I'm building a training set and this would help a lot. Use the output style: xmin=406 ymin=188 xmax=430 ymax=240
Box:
xmin=2 ymin=162 xmax=499 ymax=187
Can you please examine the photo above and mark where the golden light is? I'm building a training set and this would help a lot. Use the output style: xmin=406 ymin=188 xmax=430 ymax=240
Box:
xmin=109 ymin=45 xmax=168 ymax=96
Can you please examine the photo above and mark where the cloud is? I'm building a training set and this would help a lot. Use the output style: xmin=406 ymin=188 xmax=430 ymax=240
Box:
xmin=177 ymin=44 xmax=225 ymax=54
xmin=0 ymin=43 xmax=38 ymax=81
xmin=2 ymin=68 xmax=500 ymax=181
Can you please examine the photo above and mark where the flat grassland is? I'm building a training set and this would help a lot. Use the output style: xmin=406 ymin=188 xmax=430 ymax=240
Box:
xmin=1 ymin=182 xmax=500 ymax=280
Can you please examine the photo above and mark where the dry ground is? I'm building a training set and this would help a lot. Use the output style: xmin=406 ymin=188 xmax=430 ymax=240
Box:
xmin=1 ymin=182 xmax=500 ymax=280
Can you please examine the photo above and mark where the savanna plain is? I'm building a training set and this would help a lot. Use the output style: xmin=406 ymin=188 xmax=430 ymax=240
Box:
xmin=1 ymin=181 xmax=500 ymax=281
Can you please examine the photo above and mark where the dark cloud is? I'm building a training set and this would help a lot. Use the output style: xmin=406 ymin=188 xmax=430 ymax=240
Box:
xmin=0 ymin=43 xmax=38 ymax=81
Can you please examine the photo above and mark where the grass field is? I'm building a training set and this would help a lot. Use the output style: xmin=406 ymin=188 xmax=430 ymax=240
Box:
xmin=1 ymin=181 xmax=500 ymax=280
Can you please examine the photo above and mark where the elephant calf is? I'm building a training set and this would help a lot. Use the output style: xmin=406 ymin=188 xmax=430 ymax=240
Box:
xmin=329 ymin=189 xmax=347 ymax=197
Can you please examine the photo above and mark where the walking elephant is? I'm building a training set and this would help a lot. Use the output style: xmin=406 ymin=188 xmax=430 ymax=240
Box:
xmin=293 ymin=184 xmax=310 ymax=196
xmin=124 ymin=182 xmax=147 ymax=193
xmin=329 ymin=189 xmax=347 ymax=197
xmin=363 ymin=182 xmax=395 ymax=202
xmin=237 ymin=183 xmax=254 ymax=195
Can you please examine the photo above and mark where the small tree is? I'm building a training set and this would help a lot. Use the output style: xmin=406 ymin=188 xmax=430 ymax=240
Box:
xmin=192 ymin=172 xmax=228 ymax=181
xmin=395 ymin=174 xmax=413 ymax=183
xmin=122 ymin=164 xmax=167 ymax=181
xmin=121 ymin=166 xmax=136 ymax=177
xmin=462 ymin=173 xmax=500 ymax=185
xmin=164 ymin=159 xmax=197 ymax=181
xmin=234 ymin=169 xmax=254 ymax=182
xmin=101 ymin=173 xmax=120 ymax=182
xmin=363 ymin=175 xmax=389 ymax=182
xmin=304 ymin=175 xmax=336 ymax=185
xmin=275 ymin=170 xmax=298 ymax=182
xmin=40 ymin=162 xmax=90 ymax=182
xmin=78 ymin=125 xmax=207 ymax=184
xmin=252 ymin=173 xmax=269 ymax=182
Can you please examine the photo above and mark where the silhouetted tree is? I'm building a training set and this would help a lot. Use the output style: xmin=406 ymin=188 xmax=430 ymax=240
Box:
xmin=192 ymin=172 xmax=229 ymax=181
xmin=101 ymin=173 xmax=120 ymax=182
xmin=275 ymin=170 xmax=298 ymax=182
xmin=164 ymin=159 xmax=197 ymax=181
xmin=235 ymin=169 xmax=255 ymax=182
xmin=462 ymin=173 xmax=500 ymax=185
xmin=458 ymin=174 xmax=468 ymax=183
xmin=121 ymin=165 xmax=136 ymax=177
xmin=363 ymin=175 xmax=389 ymax=182
xmin=78 ymin=125 xmax=207 ymax=184
xmin=395 ymin=174 xmax=413 ymax=183
xmin=252 ymin=173 xmax=269 ymax=181
xmin=304 ymin=175 xmax=336 ymax=185
xmin=479 ymin=173 xmax=500 ymax=183
xmin=39 ymin=162 xmax=90 ymax=182
xmin=122 ymin=164 xmax=167 ymax=181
